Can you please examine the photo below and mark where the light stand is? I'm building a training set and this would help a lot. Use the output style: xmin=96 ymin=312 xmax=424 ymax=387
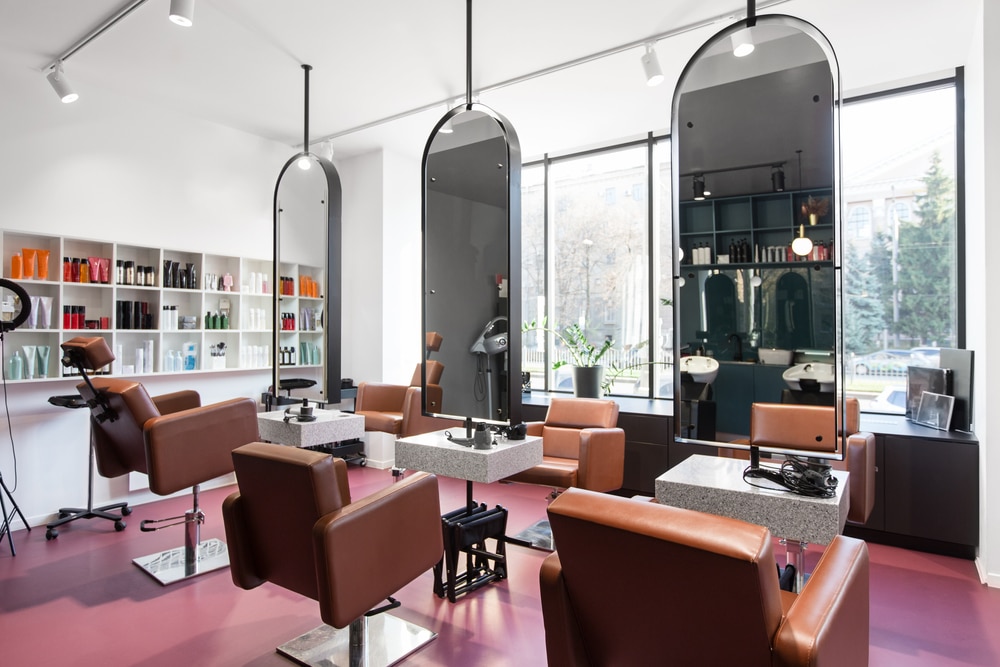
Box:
xmin=0 ymin=278 xmax=33 ymax=555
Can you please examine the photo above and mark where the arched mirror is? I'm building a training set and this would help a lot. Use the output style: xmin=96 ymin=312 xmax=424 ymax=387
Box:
xmin=271 ymin=152 xmax=342 ymax=406
xmin=422 ymin=104 xmax=522 ymax=425
xmin=671 ymin=15 xmax=844 ymax=458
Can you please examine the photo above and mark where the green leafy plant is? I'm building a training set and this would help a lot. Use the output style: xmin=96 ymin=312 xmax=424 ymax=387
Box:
xmin=522 ymin=319 xmax=613 ymax=369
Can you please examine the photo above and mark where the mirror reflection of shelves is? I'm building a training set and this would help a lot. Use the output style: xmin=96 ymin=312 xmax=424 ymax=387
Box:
xmin=0 ymin=230 xmax=295 ymax=381
xmin=680 ymin=187 xmax=834 ymax=268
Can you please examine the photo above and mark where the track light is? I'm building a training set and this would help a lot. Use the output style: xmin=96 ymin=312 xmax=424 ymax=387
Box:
xmin=169 ymin=0 xmax=195 ymax=27
xmin=296 ymin=156 xmax=312 ymax=171
xmin=771 ymin=166 xmax=785 ymax=192
xmin=641 ymin=43 xmax=664 ymax=87
xmin=46 ymin=62 xmax=78 ymax=104
xmin=693 ymin=176 xmax=706 ymax=201
xmin=731 ymin=28 xmax=755 ymax=57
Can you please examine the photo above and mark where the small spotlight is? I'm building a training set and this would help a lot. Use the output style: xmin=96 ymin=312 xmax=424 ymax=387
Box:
xmin=772 ymin=166 xmax=785 ymax=192
xmin=732 ymin=28 xmax=755 ymax=57
xmin=641 ymin=43 xmax=664 ymax=87
xmin=169 ymin=0 xmax=195 ymax=27
xmin=296 ymin=156 xmax=312 ymax=170
xmin=46 ymin=62 xmax=78 ymax=104
xmin=693 ymin=176 xmax=709 ymax=201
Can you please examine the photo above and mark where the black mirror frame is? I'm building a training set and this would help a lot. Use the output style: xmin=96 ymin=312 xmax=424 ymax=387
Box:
xmin=420 ymin=102 xmax=522 ymax=426
xmin=670 ymin=14 xmax=847 ymax=456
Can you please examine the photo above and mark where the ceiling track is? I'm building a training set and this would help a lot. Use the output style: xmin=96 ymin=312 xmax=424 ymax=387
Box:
xmin=308 ymin=0 xmax=791 ymax=148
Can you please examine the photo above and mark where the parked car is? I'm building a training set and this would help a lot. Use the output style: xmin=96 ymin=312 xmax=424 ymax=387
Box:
xmin=853 ymin=349 xmax=913 ymax=375
xmin=909 ymin=347 xmax=941 ymax=367
xmin=868 ymin=386 xmax=907 ymax=414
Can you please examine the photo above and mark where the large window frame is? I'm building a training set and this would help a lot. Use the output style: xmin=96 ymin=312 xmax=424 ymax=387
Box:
xmin=522 ymin=72 xmax=964 ymax=408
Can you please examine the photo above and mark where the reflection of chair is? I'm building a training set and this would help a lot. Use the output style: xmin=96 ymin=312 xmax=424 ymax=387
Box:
xmin=63 ymin=336 xmax=259 ymax=585
xmin=503 ymin=398 xmax=625 ymax=495
xmin=540 ymin=487 xmax=870 ymax=666
xmin=223 ymin=443 xmax=443 ymax=666
xmin=355 ymin=332 xmax=444 ymax=436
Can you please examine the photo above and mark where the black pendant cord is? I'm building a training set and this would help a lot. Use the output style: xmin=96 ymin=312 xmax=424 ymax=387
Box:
xmin=302 ymin=64 xmax=312 ymax=152
xmin=466 ymin=0 xmax=472 ymax=107
xmin=747 ymin=0 xmax=756 ymax=27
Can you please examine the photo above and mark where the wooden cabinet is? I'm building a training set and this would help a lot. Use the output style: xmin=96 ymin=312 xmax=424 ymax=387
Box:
xmin=847 ymin=415 xmax=979 ymax=559
xmin=1 ymin=230 xmax=324 ymax=382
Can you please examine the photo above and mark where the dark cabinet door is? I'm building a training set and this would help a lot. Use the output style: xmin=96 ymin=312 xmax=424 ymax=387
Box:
xmin=883 ymin=435 xmax=978 ymax=546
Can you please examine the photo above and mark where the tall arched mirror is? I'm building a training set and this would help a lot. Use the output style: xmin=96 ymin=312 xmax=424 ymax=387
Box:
xmin=422 ymin=104 xmax=521 ymax=425
xmin=671 ymin=15 xmax=845 ymax=457
xmin=271 ymin=152 xmax=342 ymax=405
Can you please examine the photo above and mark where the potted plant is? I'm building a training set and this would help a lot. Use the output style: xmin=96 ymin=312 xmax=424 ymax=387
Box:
xmin=522 ymin=319 xmax=613 ymax=398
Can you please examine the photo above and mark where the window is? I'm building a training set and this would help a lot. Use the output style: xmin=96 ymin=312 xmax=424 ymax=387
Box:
xmin=842 ymin=83 xmax=960 ymax=412
xmin=846 ymin=205 xmax=872 ymax=239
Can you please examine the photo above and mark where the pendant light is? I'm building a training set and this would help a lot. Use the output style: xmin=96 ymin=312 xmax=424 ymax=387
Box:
xmin=791 ymin=225 xmax=813 ymax=257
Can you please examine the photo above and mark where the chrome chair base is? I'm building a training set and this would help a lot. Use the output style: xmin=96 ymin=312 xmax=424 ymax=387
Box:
xmin=277 ymin=614 xmax=436 ymax=667
xmin=132 ymin=537 xmax=229 ymax=586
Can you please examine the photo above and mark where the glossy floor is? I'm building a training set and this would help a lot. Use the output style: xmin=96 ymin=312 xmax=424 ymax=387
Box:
xmin=1 ymin=466 xmax=998 ymax=666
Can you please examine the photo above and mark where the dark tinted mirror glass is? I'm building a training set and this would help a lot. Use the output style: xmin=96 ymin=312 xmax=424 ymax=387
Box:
xmin=671 ymin=16 xmax=844 ymax=456
xmin=422 ymin=106 xmax=521 ymax=425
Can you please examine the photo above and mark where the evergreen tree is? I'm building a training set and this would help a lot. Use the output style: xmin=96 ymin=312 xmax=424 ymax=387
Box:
xmin=894 ymin=152 xmax=955 ymax=346
xmin=843 ymin=241 xmax=885 ymax=352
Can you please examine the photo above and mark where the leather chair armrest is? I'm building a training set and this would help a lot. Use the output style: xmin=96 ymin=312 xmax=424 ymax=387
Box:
xmin=355 ymin=382 xmax=409 ymax=413
xmin=313 ymin=472 xmax=443 ymax=628
xmin=773 ymin=535 xmax=870 ymax=667
xmin=151 ymin=390 xmax=201 ymax=415
xmin=539 ymin=552 xmax=590 ymax=667
xmin=221 ymin=491 xmax=267 ymax=591
xmin=526 ymin=421 xmax=544 ymax=437
xmin=846 ymin=432 xmax=876 ymax=525
xmin=144 ymin=397 xmax=259 ymax=495
xmin=577 ymin=427 xmax=625 ymax=492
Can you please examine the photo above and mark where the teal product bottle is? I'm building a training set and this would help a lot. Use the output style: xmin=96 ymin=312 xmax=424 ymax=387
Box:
xmin=8 ymin=350 xmax=23 ymax=380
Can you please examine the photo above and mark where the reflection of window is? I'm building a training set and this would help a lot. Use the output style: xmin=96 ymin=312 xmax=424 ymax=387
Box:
xmin=630 ymin=182 xmax=646 ymax=201
xmin=604 ymin=187 xmax=617 ymax=205
xmin=847 ymin=205 xmax=872 ymax=239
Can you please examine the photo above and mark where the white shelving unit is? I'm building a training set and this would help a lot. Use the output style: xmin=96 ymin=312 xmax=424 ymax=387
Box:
xmin=1 ymin=231 xmax=325 ymax=383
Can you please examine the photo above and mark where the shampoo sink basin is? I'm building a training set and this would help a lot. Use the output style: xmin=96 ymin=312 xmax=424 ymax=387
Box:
xmin=782 ymin=362 xmax=835 ymax=392
xmin=680 ymin=356 xmax=719 ymax=384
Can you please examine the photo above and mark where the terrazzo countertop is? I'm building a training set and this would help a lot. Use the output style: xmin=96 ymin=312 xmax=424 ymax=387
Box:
xmin=257 ymin=408 xmax=364 ymax=447
xmin=654 ymin=454 xmax=849 ymax=544
xmin=395 ymin=429 xmax=543 ymax=484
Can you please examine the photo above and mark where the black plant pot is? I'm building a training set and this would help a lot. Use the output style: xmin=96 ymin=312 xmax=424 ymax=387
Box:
xmin=572 ymin=365 xmax=604 ymax=398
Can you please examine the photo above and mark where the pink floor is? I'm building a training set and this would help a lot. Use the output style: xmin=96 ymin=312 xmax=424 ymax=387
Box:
xmin=2 ymin=465 xmax=999 ymax=666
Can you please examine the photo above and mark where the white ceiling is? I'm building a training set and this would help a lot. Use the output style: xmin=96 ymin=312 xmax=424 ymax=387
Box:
xmin=0 ymin=0 xmax=981 ymax=161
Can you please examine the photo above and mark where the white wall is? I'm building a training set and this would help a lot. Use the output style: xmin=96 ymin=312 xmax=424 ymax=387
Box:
xmin=965 ymin=0 xmax=998 ymax=586
xmin=0 ymin=62 xmax=293 ymax=528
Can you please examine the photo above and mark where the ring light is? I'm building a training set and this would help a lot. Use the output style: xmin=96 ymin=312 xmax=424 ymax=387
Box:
xmin=0 ymin=279 xmax=31 ymax=332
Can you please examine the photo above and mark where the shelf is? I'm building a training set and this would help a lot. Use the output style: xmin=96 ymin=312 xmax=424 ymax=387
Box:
xmin=1 ymin=230 xmax=324 ymax=381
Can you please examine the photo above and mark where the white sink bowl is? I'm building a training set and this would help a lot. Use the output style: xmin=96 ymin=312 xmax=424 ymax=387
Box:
xmin=782 ymin=362 xmax=835 ymax=392
xmin=680 ymin=356 xmax=720 ymax=384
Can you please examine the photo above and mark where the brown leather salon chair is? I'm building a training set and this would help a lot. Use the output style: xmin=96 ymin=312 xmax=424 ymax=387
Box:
xmin=355 ymin=332 xmax=444 ymax=436
xmin=503 ymin=397 xmax=625 ymax=496
xmin=223 ymin=443 xmax=443 ymax=666
xmin=63 ymin=336 xmax=259 ymax=585
xmin=727 ymin=398 xmax=876 ymax=525
xmin=540 ymin=487 xmax=870 ymax=666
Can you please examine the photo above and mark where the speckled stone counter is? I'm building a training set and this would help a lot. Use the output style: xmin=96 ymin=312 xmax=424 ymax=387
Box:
xmin=654 ymin=455 xmax=849 ymax=545
xmin=257 ymin=409 xmax=364 ymax=447
xmin=395 ymin=429 xmax=543 ymax=483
